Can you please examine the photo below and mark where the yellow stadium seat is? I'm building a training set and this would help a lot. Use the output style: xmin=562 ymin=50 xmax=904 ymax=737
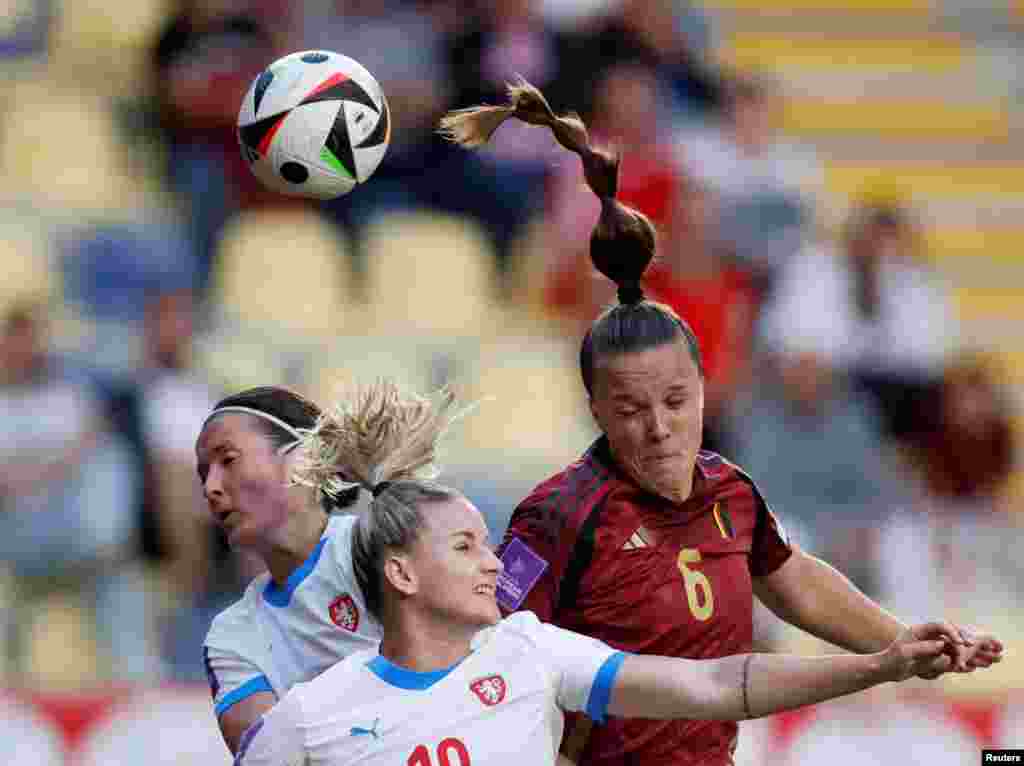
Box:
xmin=0 ymin=79 xmax=146 ymax=211
xmin=51 ymin=0 xmax=167 ymax=53
xmin=704 ymin=0 xmax=932 ymax=11
xmin=782 ymin=99 xmax=1009 ymax=142
xmin=925 ymin=228 xmax=1024 ymax=265
xmin=720 ymin=34 xmax=963 ymax=74
xmin=191 ymin=330 xmax=287 ymax=394
xmin=452 ymin=342 xmax=597 ymax=472
xmin=211 ymin=208 xmax=357 ymax=341
xmin=49 ymin=0 xmax=169 ymax=94
xmin=25 ymin=592 xmax=100 ymax=688
xmin=1004 ymin=469 xmax=1024 ymax=514
xmin=0 ymin=214 xmax=55 ymax=312
xmin=994 ymin=351 xmax=1024 ymax=386
xmin=0 ymin=79 xmax=140 ymax=212
xmin=362 ymin=211 xmax=501 ymax=339
xmin=305 ymin=338 xmax=432 ymax=405
xmin=824 ymin=163 xmax=1024 ymax=203
xmin=953 ymin=288 xmax=1024 ymax=323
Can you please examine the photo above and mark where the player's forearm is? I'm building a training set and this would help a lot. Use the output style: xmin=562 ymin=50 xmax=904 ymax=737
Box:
xmin=801 ymin=556 xmax=906 ymax=653
xmin=609 ymin=651 xmax=888 ymax=722
xmin=758 ymin=551 xmax=906 ymax=654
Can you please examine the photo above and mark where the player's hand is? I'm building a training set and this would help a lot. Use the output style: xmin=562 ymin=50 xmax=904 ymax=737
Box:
xmin=914 ymin=623 xmax=1004 ymax=678
xmin=879 ymin=622 xmax=963 ymax=682
xmin=953 ymin=625 xmax=1004 ymax=671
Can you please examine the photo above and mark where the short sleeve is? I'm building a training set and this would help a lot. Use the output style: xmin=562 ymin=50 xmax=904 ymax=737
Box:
xmin=498 ymin=501 xmax=562 ymax=622
xmin=521 ymin=616 xmax=626 ymax=724
xmin=203 ymin=644 xmax=275 ymax=718
xmin=233 ymin=692 xmax=306 ymax=766
xmin=749 ymin=486 xmax=793 ymax=577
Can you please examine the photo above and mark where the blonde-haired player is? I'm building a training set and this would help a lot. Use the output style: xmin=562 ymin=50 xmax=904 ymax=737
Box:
xmin=233 ymin=380 xmax=986 ymax=765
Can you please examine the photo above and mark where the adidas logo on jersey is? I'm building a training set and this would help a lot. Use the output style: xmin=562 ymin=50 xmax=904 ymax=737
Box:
xmin=621 ymin=527 xmax=651 ymax=551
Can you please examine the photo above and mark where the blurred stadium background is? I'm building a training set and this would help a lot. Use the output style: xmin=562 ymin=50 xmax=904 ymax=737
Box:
xmin=0 ymin=0 xmax=1021 ymax=763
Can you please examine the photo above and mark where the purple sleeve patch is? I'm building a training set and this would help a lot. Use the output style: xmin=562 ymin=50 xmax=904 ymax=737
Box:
xmin=497 ymin=538 xmax=549 ymax=611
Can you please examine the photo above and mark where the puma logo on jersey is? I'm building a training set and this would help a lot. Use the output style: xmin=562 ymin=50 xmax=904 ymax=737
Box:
xmin=621 ymin=527 xmax=652 ymax=551
xmin=470 ymin=675 xmax=507 ymax=706
xmin=350 ymin=717 xmax=381 ymax=739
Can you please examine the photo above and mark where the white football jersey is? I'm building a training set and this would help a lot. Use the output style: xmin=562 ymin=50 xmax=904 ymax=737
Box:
xmin=234 ymin=611 xmax=626 ymax=766
xmin=203 ymin=514 xmax=382 ymax=718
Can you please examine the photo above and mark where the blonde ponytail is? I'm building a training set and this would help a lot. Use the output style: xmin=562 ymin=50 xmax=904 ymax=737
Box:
xmin=291 ymin=379 xmax=462 ymax=498
xmin=290 ymin=379 xmax=471 ymax=619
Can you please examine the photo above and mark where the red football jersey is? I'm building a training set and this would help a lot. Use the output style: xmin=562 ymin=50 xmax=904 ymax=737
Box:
xmin=498 ymin=439 xmax=792 ymax=766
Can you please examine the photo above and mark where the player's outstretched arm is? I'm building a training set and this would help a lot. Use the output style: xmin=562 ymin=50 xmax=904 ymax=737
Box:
xmin=608 ymin=623 xmax=963 ymax=722
xmin=753 ymin=548 xmax=1004 ymax=675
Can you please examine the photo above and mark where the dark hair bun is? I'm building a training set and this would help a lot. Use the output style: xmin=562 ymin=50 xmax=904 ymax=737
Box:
xmin=590 ymin=196 xmax=656 ymax=299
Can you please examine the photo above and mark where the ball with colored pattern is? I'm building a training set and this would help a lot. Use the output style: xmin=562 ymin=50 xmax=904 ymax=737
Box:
xmin=237 ymin=50 xmax=390 ymax=200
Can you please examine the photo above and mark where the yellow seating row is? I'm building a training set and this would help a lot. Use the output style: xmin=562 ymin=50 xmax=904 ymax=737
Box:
xmin=210 ymin=208 xmax=504 ymax=342
xmin=703 ymin=0 xmax=933 ymax=13
xmin=781 ymin=98 xmax=1010 ymax=142
xmin=825 ymin=163 xmax=1024 ymax=202
xmin=925 ymin=228 xmax=1024 ymax=265
xmin=954 ymin=288 xmax=1024 ymax=323
xmin=719 ymin=33 xmax=964 ymax=74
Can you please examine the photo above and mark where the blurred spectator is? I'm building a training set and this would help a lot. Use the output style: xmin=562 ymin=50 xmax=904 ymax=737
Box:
xmin=643 ymin=183 xmax=758 ymax=456
xmin=444 ymin=0 xmax=573 ymax=220
xmin=152 ymin=3 xmax=286 ymax=295
xmin=116 ymin=289 xmax=254 ymax=681
xmin=0 ymin=302 xmax=154 ymax=681
xmin=761 ymin=201 xmax=958 ymax=444
xmin=731 ymin=349 xmax=902 ymax=595
xmin=137 ymin=289 xmax=224 ymax=592
xmin=874 ymin=357 xmax=1018 ymax=626
xmin=560 ymin=0 xmax=722 ymax=122
xmin=544 ymin=61 xmax=685 ymax=319
xmin=911 ymin=355 xmax=1017 ymax=510
xmin=301 ymin=0 xmax=539 ymax=280
xmin=677 ymin=73 xmax=821 ymax=291
xmin=62 ymin=222 xmax=197 ymax=324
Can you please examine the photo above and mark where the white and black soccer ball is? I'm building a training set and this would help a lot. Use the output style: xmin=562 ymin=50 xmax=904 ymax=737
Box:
xmin=237 ymin=50 xmax=390 ymax=200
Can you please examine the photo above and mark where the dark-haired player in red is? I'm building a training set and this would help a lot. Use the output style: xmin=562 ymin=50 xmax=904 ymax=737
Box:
xmin=439 ymin=80 xmax=1005 ymax=766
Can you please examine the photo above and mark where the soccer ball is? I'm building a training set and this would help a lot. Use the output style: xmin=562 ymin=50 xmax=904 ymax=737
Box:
xmin=237 ymin=50 xmax=390 ymax=200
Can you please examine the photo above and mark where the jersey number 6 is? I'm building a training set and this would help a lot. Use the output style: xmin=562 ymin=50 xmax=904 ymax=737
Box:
xmin=408 ymin=738 xmax=471 ymax=766
xmin=677 ymin=548 xmax=714 ymax=621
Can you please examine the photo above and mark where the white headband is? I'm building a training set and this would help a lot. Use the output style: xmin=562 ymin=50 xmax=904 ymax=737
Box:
xmin=203 ymin=406 xmax=303 ymax=454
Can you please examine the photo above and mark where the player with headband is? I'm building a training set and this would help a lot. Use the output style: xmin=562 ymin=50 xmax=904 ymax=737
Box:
xmin=196 ymin=387 xmax=384 ymax=753
xmin=230 ymin=378 xmax=992 ymax=766
xmin=438 ymin=79 xmax=1004 ymax=766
